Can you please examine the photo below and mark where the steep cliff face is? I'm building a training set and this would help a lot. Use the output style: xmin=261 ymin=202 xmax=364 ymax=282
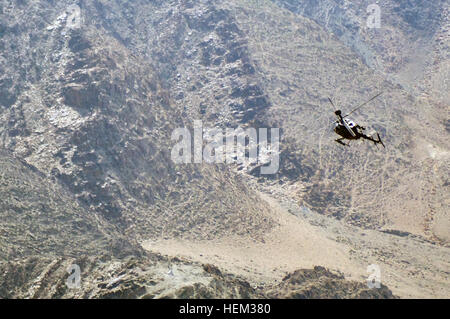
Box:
xmin=0 ymin=0 xmax=275 ymax=244
xmin=75 ymin=0 xmax=272 ymax=127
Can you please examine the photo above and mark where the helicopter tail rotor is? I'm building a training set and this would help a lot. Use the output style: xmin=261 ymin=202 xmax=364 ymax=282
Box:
xmin=376 ymin=133 xmax=385 ymax=148
xmin=366 ymin=131 xmax=385 ymax=148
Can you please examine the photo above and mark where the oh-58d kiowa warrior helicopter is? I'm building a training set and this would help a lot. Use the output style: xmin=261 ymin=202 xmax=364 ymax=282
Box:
xmin=327 ymin=92 xmax=385 ymax=148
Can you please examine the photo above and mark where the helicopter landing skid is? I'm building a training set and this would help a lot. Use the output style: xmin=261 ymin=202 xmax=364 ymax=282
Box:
xmin=335 ymin=138 xmax=350 ymax=147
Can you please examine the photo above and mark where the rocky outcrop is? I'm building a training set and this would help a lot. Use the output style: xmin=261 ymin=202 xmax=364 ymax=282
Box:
xmin=0 ymin=256 xmax=396 ymax=299
xmin=267 ymin=266 xmax=395 ymax=299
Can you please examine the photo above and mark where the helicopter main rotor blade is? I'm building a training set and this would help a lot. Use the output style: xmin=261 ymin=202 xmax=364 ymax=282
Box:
xmin=343 ymin=92 xmax=383 ymax=118
xmin=327 ymin=97 xmax=342 ymax=124
xmin=327 ymin=97 xmax=337 ymax=111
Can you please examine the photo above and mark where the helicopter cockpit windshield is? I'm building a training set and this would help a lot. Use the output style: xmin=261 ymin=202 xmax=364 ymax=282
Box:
xmin=344 ymin=119 xmax=356 ymax=128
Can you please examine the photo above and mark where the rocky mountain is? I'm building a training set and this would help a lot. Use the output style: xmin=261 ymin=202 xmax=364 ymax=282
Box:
xmin=0 ymin=0 xmax=448 ymax=298
xmin=1 ymin=0 xmax=275 ymax=243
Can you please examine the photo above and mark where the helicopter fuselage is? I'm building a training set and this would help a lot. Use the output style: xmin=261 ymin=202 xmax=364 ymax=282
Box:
xmin=333 ymin=118 xmax=384 ymax=147
xmin=334 ymin=120 xmax=360 ymax=140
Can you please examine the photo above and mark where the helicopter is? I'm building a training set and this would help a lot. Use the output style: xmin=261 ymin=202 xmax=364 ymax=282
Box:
xmin=327 ymin=92 xmax=385 ymax=148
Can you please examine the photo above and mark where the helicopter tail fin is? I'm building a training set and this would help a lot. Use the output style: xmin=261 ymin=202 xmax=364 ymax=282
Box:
xmin=376 ymin=133 xmax=385 ymax=148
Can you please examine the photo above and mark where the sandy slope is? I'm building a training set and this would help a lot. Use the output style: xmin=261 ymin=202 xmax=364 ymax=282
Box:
xmin=143 ymin=184 xmax=450 ymax=299
xmin=144 ymin=192 xmax=359 ymax=283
